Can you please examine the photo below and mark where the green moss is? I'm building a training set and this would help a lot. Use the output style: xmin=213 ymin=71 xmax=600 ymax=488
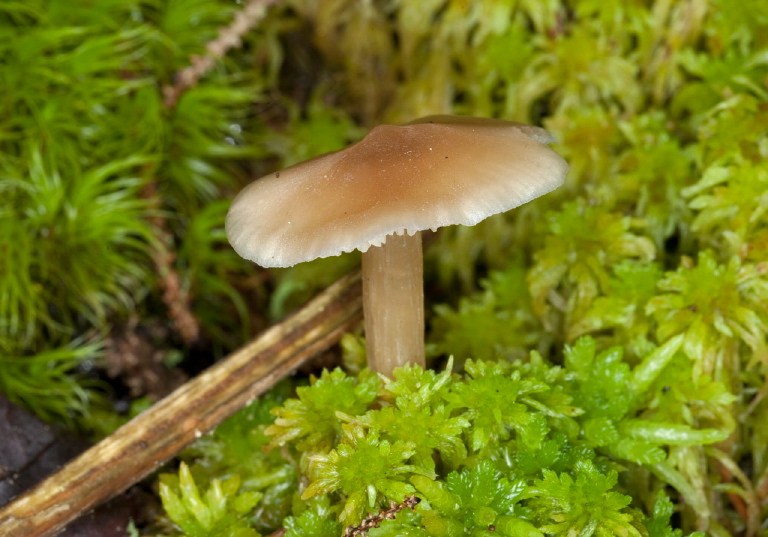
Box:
xmin=159 ymin=462 xmax=261 ymax=537
xmin=159 ymin=342 xmax=728 ymax=536
xmin=528 ymin=198 xmax=657 ymax=338
xmin=266 ymin=368 xmax=381 ymax=453
xmin=647 ymin=251 xmax=768 ymax=380
xmin=1 ymin=0 xmax=376 ymax=421
xmin=429 ymin=262 xmax=546 ymax=364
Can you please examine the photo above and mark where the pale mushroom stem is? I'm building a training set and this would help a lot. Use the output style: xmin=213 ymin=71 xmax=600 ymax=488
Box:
xmin=361 ymin=231 xmax=425 ymax=377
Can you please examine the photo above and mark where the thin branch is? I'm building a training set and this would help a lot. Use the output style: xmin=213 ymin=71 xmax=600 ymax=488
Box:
xmin=141 ymin=181 xmax=200 ymax=345
xmin=343 ymin=495 xmax=421 ymax=537
xmin=163 ymin=0 xmax=282 ymax=108
xmin=0 ymin=271 xmax=362 ymax=537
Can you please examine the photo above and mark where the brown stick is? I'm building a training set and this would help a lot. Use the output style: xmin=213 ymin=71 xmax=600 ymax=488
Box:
xmin=162 ymin=0 xmax=282 ymax=108
xmin=141 ymin=181 xmax=200 ymax=346
xmin=0 ymin=271 xmax=362 ymax=537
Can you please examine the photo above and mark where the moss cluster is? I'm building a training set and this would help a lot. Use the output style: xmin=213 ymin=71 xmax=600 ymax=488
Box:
xmin=0 ymin=0 xmax=360 ymax=420
xmin=156 ymin=343 xmax=730 ymax=536
xmin=2 ymin=0 xmax=767 ymax=535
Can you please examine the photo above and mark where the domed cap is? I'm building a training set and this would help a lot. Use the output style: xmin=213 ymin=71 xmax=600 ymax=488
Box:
xmin=226 ymin=115 xmax=568 ymax=267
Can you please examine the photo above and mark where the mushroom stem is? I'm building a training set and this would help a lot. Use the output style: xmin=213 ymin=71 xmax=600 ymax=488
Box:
xmin=361 ymin=231 xmax=425 ymax=376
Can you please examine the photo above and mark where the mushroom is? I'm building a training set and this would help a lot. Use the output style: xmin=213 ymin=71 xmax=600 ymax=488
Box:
xmin=226 ymin=115 xmax=568 ymax=377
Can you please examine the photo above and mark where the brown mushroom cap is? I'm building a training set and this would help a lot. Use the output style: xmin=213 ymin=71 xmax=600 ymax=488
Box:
xmin=226 ymin=115 xmax=568 ymax=267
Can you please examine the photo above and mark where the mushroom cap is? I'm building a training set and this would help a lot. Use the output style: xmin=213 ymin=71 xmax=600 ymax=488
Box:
xmin=226 ymin=115 xmax=568 ymax=267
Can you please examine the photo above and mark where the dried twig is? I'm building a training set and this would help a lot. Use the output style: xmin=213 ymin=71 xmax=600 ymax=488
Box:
xmin=141 ymin=181 xmax=200 ymax=345
xmin=163 ymin=0 xmax=282 ymax=108
xmin=152 ymin=242 xmax=200 ymax=344
xmin=0 ymin=272 xmax=362 ymax=537
xmin=343 ymin=495 xmax=421 ymax=537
